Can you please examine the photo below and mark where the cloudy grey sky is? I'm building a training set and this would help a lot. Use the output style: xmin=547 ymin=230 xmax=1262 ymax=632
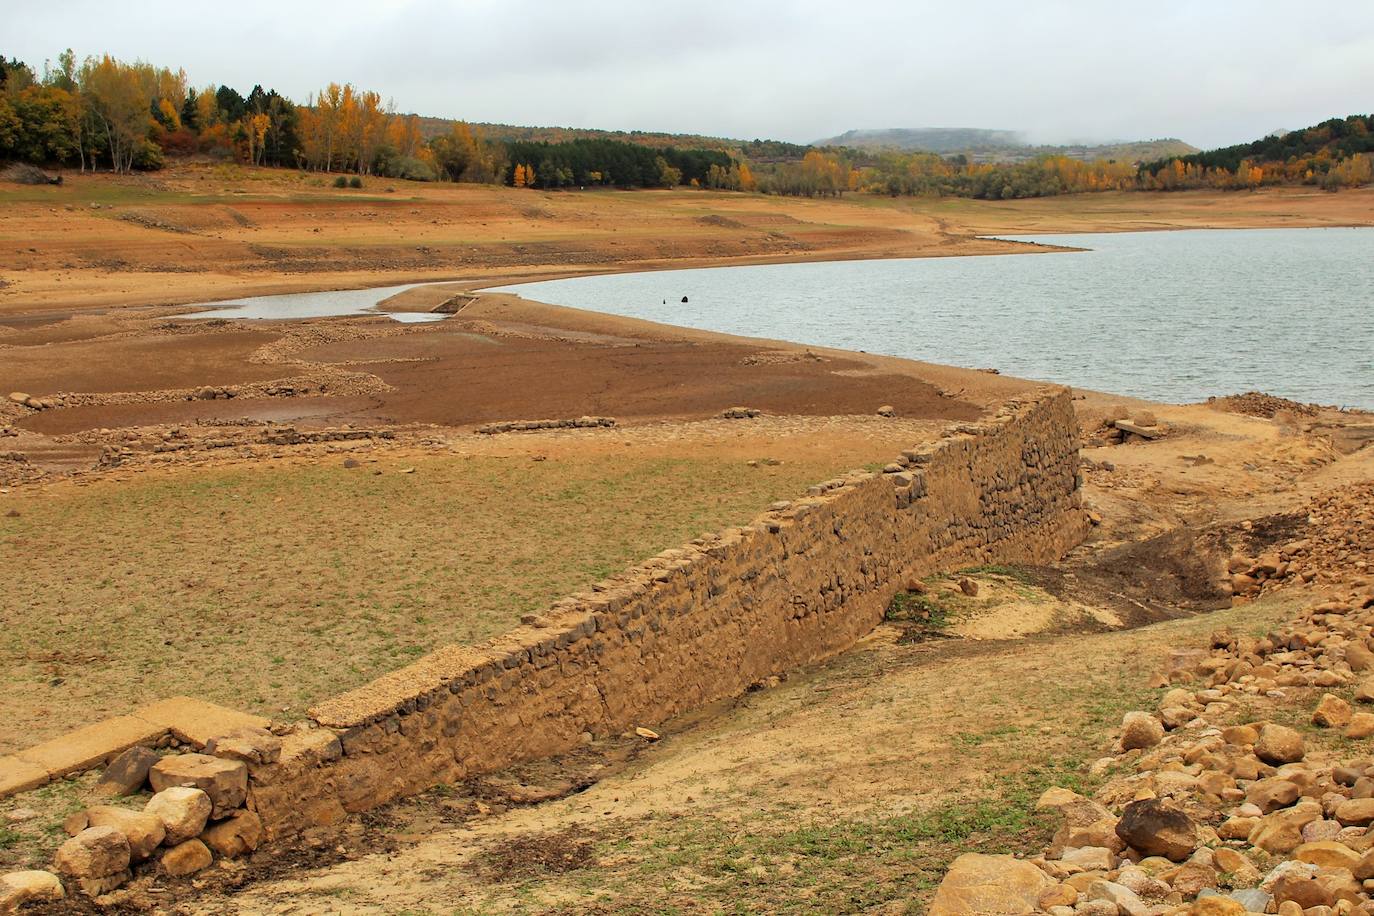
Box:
xmin=8 ymin=0 xmax=1373 ymax=148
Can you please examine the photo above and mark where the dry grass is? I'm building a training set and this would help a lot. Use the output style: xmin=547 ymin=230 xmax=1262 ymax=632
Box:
xmin=0 ymin=450 xmax=861 ymax=751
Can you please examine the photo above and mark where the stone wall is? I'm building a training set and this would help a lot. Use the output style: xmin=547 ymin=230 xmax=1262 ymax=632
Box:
xmin=248 ymin=387 xmax=1090 ymax=838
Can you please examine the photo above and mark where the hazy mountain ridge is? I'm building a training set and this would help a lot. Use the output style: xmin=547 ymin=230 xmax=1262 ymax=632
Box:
xmin=813 ymin=127 xmax=1198 ymax=163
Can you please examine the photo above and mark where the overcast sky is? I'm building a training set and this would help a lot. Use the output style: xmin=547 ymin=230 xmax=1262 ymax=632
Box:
xmin=8 ymin=1 xmax=1373 ymax=148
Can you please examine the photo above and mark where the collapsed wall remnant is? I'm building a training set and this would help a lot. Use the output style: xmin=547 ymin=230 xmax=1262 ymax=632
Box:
xmin=245 ymin=386 xmax=1088 ymax=837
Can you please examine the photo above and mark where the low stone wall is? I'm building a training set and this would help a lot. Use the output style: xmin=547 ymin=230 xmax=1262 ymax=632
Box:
xmin=246 ymin=386 xmax=1089 ymax=838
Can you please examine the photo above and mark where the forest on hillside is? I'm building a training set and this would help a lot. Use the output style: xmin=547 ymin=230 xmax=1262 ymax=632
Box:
xmin=1 ymin=49 xmax=1370 ymax=198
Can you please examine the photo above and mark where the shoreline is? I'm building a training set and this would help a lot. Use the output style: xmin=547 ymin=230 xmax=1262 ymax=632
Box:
xmin=3 ymin=169 xmax=1371 ymax=319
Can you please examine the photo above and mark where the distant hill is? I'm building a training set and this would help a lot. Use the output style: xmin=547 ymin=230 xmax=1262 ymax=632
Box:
xmin=815 ymin=128 xmax=1021 ymax=153
xmin=813 ymin=127 xmax=1197 ymax=164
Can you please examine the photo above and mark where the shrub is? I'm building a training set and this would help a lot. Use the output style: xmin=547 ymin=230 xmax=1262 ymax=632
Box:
xmin=132 ymin=139 xmax=165 ymax=171
xmin=349 ymin=176 xmax=363 ymax=189
xmin=333 ymin=175 xmax=348 ymax=188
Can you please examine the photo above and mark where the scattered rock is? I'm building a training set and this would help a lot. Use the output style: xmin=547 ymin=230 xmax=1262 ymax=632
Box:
xmin=957 ymin=576 xmax=979 ymax=597
xmin=160 ymin=839 xmax=212 ymax=877
xmin=199 ymin=810 xmax=263 ymax=858
xmin=94 ymin=745 xmax=160 ymax=797
xmin=1115 ymin=798 xmax=1198 ymax=861
xmin=53 ymin=826 xmax=130 ymax=880
xmin=84 ymin=806 xmax=165 ymax=861
xmin=1313 ymin=693 xmax=1353 ymax=728
xmin=928 ymin=853 xmax=1051 ymax=915
xmin=0 ymin=871 xmax=65 ymax=910
xmin=144 ymin=786 xmax=212 ymax=845
xmin=1120 ymin=711 xmax=1165 ymax=750
xmin=205 ymin=727 xmax=282 ymax=766
xmin=149 ymin=753 xmax=248 ymax=817
xmin=1254 ymin=724 xmax=1305 ymax=764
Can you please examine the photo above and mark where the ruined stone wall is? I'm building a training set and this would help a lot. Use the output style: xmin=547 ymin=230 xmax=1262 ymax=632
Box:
xmin=248 ymin=387 xmax=1089 ymax=837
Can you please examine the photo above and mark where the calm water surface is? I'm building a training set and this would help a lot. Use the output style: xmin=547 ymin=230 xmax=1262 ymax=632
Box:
xmin=186 ymin=282 xmax=445 ymax=322
xmin=494 ymin=228 xmax=1374 ymax=408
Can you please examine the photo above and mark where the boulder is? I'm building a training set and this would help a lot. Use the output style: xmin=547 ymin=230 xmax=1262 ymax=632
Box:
xmin=70 ymin=871 xmax=129 ymax=899
xmin=83 ymin=806 xmax=165 ymax=861
xmin=1293 ymin=839 xmax=1361 ymax=870
xmin=1170 ymin=858 xmax=1219 ymax=897
xmin=1247 ymin=777 xmax=1301 ymax=813
xmin=53 ymin=826 xmax=130 ymax=879
xmin=1355 ymin=676 xmax=1374 ymax=703
xmin=1254 ymin=724 xmax=1305 ymax=764
xmin=93 ymin=745 xmax=160 ymax=797
xmin=1348 ymin=642 xmax=1374 ymax=672
xmin=1346 ymin=712 xmax=1374 ymax=739
xmin=160 ymin=839 xmax=212 ymax=877
xmin=0 ymin=871 xmax=65 ymax=910
xmin=1335 ymin=797 xmax=1374 ymax=827
xmin=1087 ymin=879 xmax=1151 ymax=916
xmin=1270 ymin=873 xmax=1332 ymax=910
xmin=1250 ymin=801 xmax=1323 ymax=854
xmin=1220 ymin=724 xmax=1259 ymax=746
xmin=1037 ymin=884 xmax=1078 ymax=909
xmin=1212 ymin=846 xmax=1260 ymax=886
xmin=149 ymin=753 xmax=247 ymax=817
xmin=1115 ymin=798 xmax=1198 ymax=861
xmin=144 ymin=786 xmax=212 ymax=845
xmin=7 ymin=393 xmax=31 ymax=406
xmin=1313 ymin=693 xmax=1353 ymax=728
xmin=1120 ymin=711 xmax=1165 ymax=750
xmin=928 ymin=853 xmax=1050 ymax=915
xmin=199 ymin=809 xmax=263 ymax=858
xmin=206 ymin=727 xmax=282 ymax=766
xmin=1060 ymin=846 xmax=1112 ymax=870
xmin=1186 ymin=897 xmax=1247 ymax=915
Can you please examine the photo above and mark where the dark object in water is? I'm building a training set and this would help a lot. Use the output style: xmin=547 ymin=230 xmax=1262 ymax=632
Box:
xmin=681 ymin=296 xmax=689 ymax=303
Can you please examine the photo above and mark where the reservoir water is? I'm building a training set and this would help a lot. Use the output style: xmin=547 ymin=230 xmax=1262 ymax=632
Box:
xmin=187 ymin=282 xmax=446 ymax=323
xmin=493 ymin=228 xmax=1374 ymax=409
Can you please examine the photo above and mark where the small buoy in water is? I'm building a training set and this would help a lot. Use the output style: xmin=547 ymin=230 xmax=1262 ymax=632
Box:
xmin=681 ymin=295 xmax=689 ymax=303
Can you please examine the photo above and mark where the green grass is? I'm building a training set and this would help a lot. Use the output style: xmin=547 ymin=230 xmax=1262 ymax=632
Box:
xmin=886 ymin=590 xmax=952 ymax=633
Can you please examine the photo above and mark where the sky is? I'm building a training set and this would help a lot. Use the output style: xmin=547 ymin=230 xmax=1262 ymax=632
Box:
xmin=7 ymin=1 xmax=1374 ymax=149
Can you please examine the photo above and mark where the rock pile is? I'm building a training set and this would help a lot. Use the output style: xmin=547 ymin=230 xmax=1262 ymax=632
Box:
xmin=930 ymin=579 xmax=1374 ymax=915
xmin=7 ymin=391 xmax=69 ymax=411
xmin=719 ymin=407 xmax=762 ymax=419
xmin=1207 ymin=393 xmax=1321 ymax=420
xmin=477 ymin=416 xmax=616 ymax=434
xmin=1228 ymin=487 xmax=1374 ymax=600
xmin=0 ymin=727 xmax=278 ymax=902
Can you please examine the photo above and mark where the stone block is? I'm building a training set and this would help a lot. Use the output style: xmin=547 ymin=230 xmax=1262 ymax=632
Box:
xmin=149 ymin=754 xmax=247 ymax=817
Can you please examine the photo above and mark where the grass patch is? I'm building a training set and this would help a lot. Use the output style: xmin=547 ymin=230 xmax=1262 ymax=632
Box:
xmin=0 ymin=452 xmax=861 ymax=751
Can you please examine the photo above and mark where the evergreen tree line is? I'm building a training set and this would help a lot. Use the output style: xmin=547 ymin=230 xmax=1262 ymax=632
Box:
xmin=503 ymin=139 xmax=736 ymax=189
